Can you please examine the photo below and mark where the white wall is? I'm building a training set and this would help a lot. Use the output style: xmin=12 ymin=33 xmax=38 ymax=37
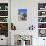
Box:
xmin=11 ymin=0 xmax=46 ymax=30
xmin=11 ymin=0 xmax=38 ymax=45
xmin=11 ymin=0 xmax=46 ymax=46
xmin=11 ymin=0 xmax=38 ymax=30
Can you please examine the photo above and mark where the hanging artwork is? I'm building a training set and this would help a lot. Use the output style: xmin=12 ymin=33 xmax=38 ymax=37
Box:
xmin=18 ymin=9 xmax=27 ymax=21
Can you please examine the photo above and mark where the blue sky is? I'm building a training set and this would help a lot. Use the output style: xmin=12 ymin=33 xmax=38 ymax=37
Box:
xmin=19 ymin=9 xmax=27 ymax=15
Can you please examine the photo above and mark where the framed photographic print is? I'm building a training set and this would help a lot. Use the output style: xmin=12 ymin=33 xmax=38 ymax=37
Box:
xmin=18 ymin=9 xmax=27 ymax=21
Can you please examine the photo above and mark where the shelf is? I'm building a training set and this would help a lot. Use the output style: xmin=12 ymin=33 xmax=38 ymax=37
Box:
xmin=0 ymin=22 xmax=8 ymax=23
xmin=38 ymin=22 xmax=46 ymax=23
xmin=38 ymin=28 xmax=46 ymax=29
xmin=38 ymin=3 xmax=46 ymax=37
xmin=38 ymin=10 xmax=46 ymax=11
xmin=0 ymin=16 xmax=8 ymax=17
xmin=0 ymin=3 xmax=8 ymax=37
xmin=0 ymin=10 xmax=8 ymax=11
xmin=38 ymin=15 xmax=46 ymax=17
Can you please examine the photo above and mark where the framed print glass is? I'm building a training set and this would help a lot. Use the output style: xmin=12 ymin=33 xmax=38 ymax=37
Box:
xmin=18 ymin=9 xmax=27 ymax=21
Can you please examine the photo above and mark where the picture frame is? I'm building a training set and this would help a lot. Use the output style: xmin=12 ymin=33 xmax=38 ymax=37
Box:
xmin=18 ymin=9 xmax=27 ymax=21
